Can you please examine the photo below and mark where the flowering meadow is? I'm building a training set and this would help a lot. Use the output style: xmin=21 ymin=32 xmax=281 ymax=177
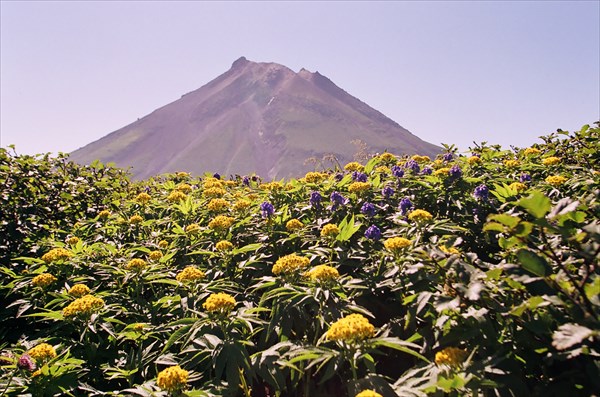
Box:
xmin=1 ymin=124 xmax=599 ymax=396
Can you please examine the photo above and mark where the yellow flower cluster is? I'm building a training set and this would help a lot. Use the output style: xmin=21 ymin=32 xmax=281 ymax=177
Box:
xmin=435 ymin=347 xmax=468 ymax=366
xmin=224 ymin=180 xmax=237 ymax=187
xmin=203 ymin=292 xmax=236 ymax=314
xmin=203 ymin=178 xmax=224 ymax=189
xmin=326 ymin=313 xmax=375 ymax=342
xmin=408 ymin=209 xmax=433 ymax=223
xmin=68 ymin=284 xmax=91 ymax=297
xmin=356 ymin=390 xmax=383 ymax=397
xmin=98 ymin=209 xmax=111 ymax=219
xmin=126 ymin=258 xmax=147 ymax=271
xmin=132 ymin=323 xmax=146 ymax=331
xmin=468 ymin=156 xmax=482 ymax=165
xmin=176 ymin=266 xmax=206 ymax=283
xmin=378 ymin=152 xmax=396 ymax=162
xmin=129 ymin=215 xmax=143 ymax=224
xmin=207 ymin=198 xmax=229 ymax=212
xmin=41 ymin=248 xmax=73 ymax=263
xmin=542 ymin=156 xmax=561 ymax=166
xmin=28 ymin=343 xmax=57 ymax=362
xmin=185 ymin=224 xmax=200 ymax=234
xmin=176 ymin=172 xmax=190 ymax=178
xmin=66 ymin=236 xmax=80 ymax=245
xmin=384 ymin=237 xmax=411 ymax=252
xmin=176 ymin=183 xmax=192 ymax=193
xmin=135 ymin=192 xmax=152 ymax=204
xmin=433 ymin=167 xmax=451 ymax=177
xmin=32 ymin=273 xmax=57 ymax=288
xmin=215 ymin=240 xmax=234 ymax=251
xmin=344 ymin=162 xmax=364 ymax=172
xmin=304 ymin=172 xmax=328 ymax=183
xmin=440 ymin=246 xmax=460 ymax=255
xmin=286 ymin=219 xmax=304 ymax=232
xmin=208 ymin=215 xmax=235 ymax=231
xmin=149 ymin=250 xmax=163 ymax=261
xmin=504 ymin=159 xmax=520 ymax=168
xmin=509 ymin=182 xmax=527 ymax=192
xmin=348 ymin=182 xmax=371 ymax=194
xmin=62 ymin=294 xmax=105 ymax=318
xmin=305 ymin=265 xmax=340 ymax=282
xmin=259 ymin=182 xmax=283 ymax=191
xmin=158 ymin=240 xmax=169 ymax=248
xmin=203 ymin=187 xmax=227 ymax=198
xmin=321 ymin=223 xmax=340 ymax=238
xmin=167 ymin=190 xmax=187 ymax=202
xmin=233 ymin=199 xmax=251 ymax=212
xmin=156 ymin=365 xmax=189 ymax=393
xmin=375 ymin=165 xmax=390 ymax=174
xmin=272 ymin=254 xmax=310 ymax=275
xmin=546 ymin=175 xmax=567 ymax=186
xmin=524 ymin=147 xmax=541 ymax=155
xmin=411 ymin=155 xmax=431 ymax=163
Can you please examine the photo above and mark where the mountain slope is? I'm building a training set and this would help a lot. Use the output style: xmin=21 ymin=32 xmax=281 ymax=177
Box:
xmin=70 ymin=57 xmax=440 ymax=179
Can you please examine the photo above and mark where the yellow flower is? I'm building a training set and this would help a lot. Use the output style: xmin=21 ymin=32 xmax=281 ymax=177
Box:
xmin=305 ymin=265 xmax=340 ymax=282
xmin=62 ymin=294 xmax=105 ymax=318
xmin=411 ymin=155 xmax=431 ymax=163
xmin=167 ymin=190 xmax=187 ymax=202
xmin=132 ymin=323 xmax=146 ymax=331
xmin=176 ymin=266 xmax=205 ymax=283
xmin=384 ymin=237 xmax=411 ymax=253
xmin=504 ymin=159 xmax=520 ymax=168
xmin=207 ymin=198 xmax=229 ymax=212
xmin=348 ymin=182 xmax=371 ymax=194
xmin=98 ymin=210 xmax=111 ymax=219
xmin=259 ymin=181 xmax=284 ymax=191
xmin=468 ymin=156 xmax=482 ymax=165
xmin=304 ymin=172 xmax=328 ymax=183
xmin=126 ymin=258 xmax=147 ymax=271
xmin=203 ymin=177 xmax=224 ymax=189
xmin=433 ymin=167 xmax=451 ymax=177
xmin=41 ymin=248 xmax=73 ymax=263
xmin=66 ymin=236 xmax=80 ymax=245
xmin=508 ymin=182 xmax=527 ymax=192
xmin=321 ymin=223 xmax=340 ymax=238
xmin=375 ymin=165 xmax=390 ymax=174
xmin=356 ymin=390 xmax=383 ymax=397
xmin=203 ymin=292 xmax=236 ymax=314
xmin=158 ymin=240 xmax=169 ymax=248
xmin=224 ymin=180 xmax=237 ymax=187
xmin=215 ymin=240 xmax=234 ymax=252
xmin=129 ymin=215 xmax=143 ymax=224
xmin=542 ymin=156 xmax=560 ymax=166
xmin=135 ymin=192 xmax=152 ymax=204
xmin=272 ymin=254 xmax=310 ymax=275
xmin=203 ymin=187 xmax=227 ymax=198
xmin=185 ymin=223 xmax=200 ymax=234
xmin=208 ymin=215 xmax=235 ymax=231
xmin=31 ymin=369 xmax=42 ymax=377
xmin=524 ymin=147 xmax=542 ymax=155
xmin=378 ymin=152 xmax=396 ymax=163
xmin=149 ymin=250 xmax=163 ymax=261
xmin=408 ymin=209 xmax=433 ymax=223
xmin=176 ymin=172 xmax=190 ymax=178
xmin=440 ymin=245 xmax=460 ymax=255
xmin=233 ymin=199 xmax=252 ymax=212
xmin=546 ymin=175 xmax=567 ymax=186
xmin=31 ymin=273 xmax=57 ymax=289
xmin=68 ymin=284 xmax=90 ymax=297
xmin=435 ymin=347 xmax=468 ymax=367
xmin=176 ymin=183 xmax=192 ymax=193
xmin=344 ymin=162 xmax=364 ymax=172
xmin=326 ymin=313 xmax=375 ymax=342
xmin=286 ymin=219 xmax=304 ymax=232
xmin=28 ymin=343 xmax=56 ymax=362
xmin=156 ymin=365 xmax=189 ymax=393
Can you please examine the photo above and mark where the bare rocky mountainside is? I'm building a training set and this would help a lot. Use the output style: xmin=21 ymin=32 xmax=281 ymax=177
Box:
xmin=70 ymin=57 xmax=440 ymax=179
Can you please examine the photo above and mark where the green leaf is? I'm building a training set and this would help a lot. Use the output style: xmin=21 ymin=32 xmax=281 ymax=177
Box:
xmin=517 ymin=191 xmax=551 ymax=218
xmin=517 ymin=249 xmax=551 ymax=277
xmin=337 ymin=214 xmax=361 ymax=242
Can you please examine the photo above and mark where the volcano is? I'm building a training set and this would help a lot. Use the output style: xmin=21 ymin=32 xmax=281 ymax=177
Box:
xmin=70 ymin=57 xmax=440 ymax=179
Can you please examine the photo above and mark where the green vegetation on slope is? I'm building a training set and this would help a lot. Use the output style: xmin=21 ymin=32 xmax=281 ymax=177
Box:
xmin=0 ymin=124 xmax=599 ymax=397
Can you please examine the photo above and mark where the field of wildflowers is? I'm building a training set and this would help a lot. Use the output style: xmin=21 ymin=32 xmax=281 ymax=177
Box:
xmin=1 ymin=124 xmax=599 ymax=396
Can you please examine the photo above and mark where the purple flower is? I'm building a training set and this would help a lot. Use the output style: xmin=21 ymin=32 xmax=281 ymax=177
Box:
xmin=18 ymin=354 xmax=35 ymax=371
xmin=391 ymin=165 xmax=405 ymax=178
xmin=309 ymin=191 xmax=322 ymax=208
xmin=520 ymin=173 xmax=532 ymax=183
xmin=352 ymin=171 xmax=368 ymax=182
xmin=361 ymin=202 xmax=376 ymax=217
xmin=421 ymin=166 xmax=433 ymax=175
xmin=405 ymin=159 xmax=420 ymax=173
xmin=382 ymin=185 xmax=394 ymax=198
xmin=260 ymin=201 xmax=274 ymax=218
xmin=213 ymin=173 xmax=221 ymax=180
xmin=449 ymin=164 xmax=462 ymax=179
xmin=334 ymin=173 xmax=344 ymax=181
xmin=242 ymin=176 xmax=250 ymax=186
xmin=330 ymin=191 xmax=348 ymax=211
xmin=473 ymin=184 xmax=489 ymax=201
xmin=443 ymin=152 xmax=454 ymax=162
xmin=364 ymin=225 xmax=382 ymax=241
xmin=399 ymin=197 xmax=413 ymax=215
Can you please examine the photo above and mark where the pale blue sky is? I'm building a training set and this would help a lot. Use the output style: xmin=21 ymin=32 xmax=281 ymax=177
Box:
xmin=1 ymin=1 xmax=598 ymax=155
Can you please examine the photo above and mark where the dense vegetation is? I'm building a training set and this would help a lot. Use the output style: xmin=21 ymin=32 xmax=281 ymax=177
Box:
xmin=1 ymin=124 xmax=599 ymax=397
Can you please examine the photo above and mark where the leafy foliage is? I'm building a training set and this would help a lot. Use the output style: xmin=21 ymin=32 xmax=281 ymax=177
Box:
xmin=1 ymin=124 xmax=599 ymax=396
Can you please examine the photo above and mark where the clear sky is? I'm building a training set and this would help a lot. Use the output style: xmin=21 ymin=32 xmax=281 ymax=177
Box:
xmin=1 ymin=1 xmax=599 ymax=156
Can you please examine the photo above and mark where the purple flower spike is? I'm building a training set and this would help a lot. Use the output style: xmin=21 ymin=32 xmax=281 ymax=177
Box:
xmin=399 ymin=197 xmax=413 ymax=215
xmin=405 ymin=160 xmax=420 ymax=173
xmin=352 ymin=171 xmax=368 ymax=182
xmin=473 ymin=184 xmax=489 ymax=201
xmin=309 ymin=191 xmax=322 ymax=208
xmin=382 ymin=186 xmax=394 ymax=198
xmin=364 ymin=225 xmax=382 ymax=241
xmin=260 ymin=201 xmax=274 ymax=218
xmin=449 ymin=164 xmax=462 ymax=179
xmin=443 ymin=152 xmax=454 ymax=162
xmin=520 ymin=173 xmax=532 ymax=183
xmin=391 ymin=165 xmax=405 ymax=178
xmin=361 ymin=202 xmax=376 ymax=217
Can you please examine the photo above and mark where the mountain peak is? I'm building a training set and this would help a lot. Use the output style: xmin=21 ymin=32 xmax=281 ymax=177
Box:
xmin=231 ymin=56 xmax=249 ymax=68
